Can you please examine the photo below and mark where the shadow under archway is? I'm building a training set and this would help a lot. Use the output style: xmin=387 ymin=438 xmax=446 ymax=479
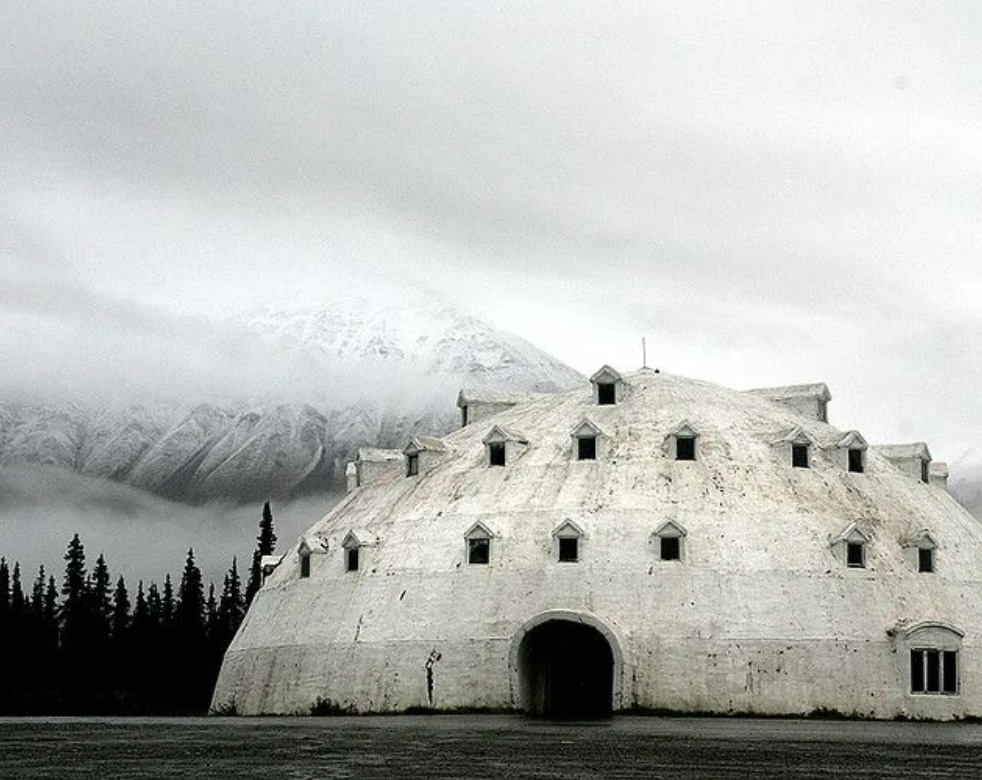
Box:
xmin=517 ymin=619 xmax=614 ymax=718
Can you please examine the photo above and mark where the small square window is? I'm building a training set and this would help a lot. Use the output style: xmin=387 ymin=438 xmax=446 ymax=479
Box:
xmin=299 ymin=553 xmax=311 ymax=579
xmin=406 ymin=453 xmax=419 ymax=477
xmin=848 ymin=448 xmax=864 ymax=473
xmin=791 ymin=444 xmax=810 ymax=468
xmin=660 ymin=536 xmax=681 ymax=561
xmin=597 ymin=383 xmax=616 ymax=405
xmin=468 ymin=537 xmax=490 ymax=565
xmin=345 ymin=548 xmax=360 ymax=572
xmin=577 ymin=436 xmax=597 ymax=461
xmin=918 ymin=547 xmax=934 ymax=573
xmin=676 ymin=436 xmax=696 ymax=461
xmin=488 ymin=442 xmax=506 ymax=467
xmin=846 ymin=541 xmax=865 ymax=568
xmin=558 ymin=537 xmax=579 ymax=562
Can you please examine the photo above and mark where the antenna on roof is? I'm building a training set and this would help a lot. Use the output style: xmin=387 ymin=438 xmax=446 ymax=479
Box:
xmin=642 ymin=337 xmax=648 ymax=369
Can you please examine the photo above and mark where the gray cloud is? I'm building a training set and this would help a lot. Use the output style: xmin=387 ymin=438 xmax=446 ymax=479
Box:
xmin=2 ymin=0 xmax=982 ymax=467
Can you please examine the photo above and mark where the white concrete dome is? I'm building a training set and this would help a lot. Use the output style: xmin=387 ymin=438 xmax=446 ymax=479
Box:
xmin=213 ymin=368 xmax=982 ymax=719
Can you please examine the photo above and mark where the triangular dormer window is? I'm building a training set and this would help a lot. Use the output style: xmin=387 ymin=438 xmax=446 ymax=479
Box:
xmin=836 ymin=431 xmax=868 ymax=474
xmin=831 ymin=523 xmax=870 ymax=568
xmin=590 ymin=365 xmax=624 ymax=406
xmin=553 ymin=520 xmax=584 ymax=562
xmin=653 ymin=521 xmax=687 ymax=562
xmin=668 ymin=422 xmax=699 ymax=461
xmin=571 ymin=420 xmax=604 ymax=461
xmin=465 ymin=522 xmax=494 ymax=565
xmin=482 ymin=425 xmax=529 ymax=468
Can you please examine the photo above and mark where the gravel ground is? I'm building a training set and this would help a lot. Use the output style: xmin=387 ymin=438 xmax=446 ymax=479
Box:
xmin=3 ymin=715 xmax=982 ymax=780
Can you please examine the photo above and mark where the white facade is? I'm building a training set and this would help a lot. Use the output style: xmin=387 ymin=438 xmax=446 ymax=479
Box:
xmin=213 ymin=368 xmax=982 ymax=719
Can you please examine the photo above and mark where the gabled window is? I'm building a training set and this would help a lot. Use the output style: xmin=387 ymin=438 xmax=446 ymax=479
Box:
xmin=342 ymin=531 xmax=366 ymax=573
xmin=299 ymin=547 xmax=311 ymax=579
xmin=465 ymin=522 xmax=493 ymax=565
xmin=590 ymin=365 xmax=624 ymax=406
xmin=831 ymin=523 xmax=870 ymax=569
xmin=918 ymin=548 xmax=934 ymax=573
xmin=553 ymin=520 xmax=584 ymax=563
xmin=488 ymin=442 xmax=506 ymax=466
xmin=668 ymin=422 xmax=699 ymax=462
xmin=345 ymin=548 xmax=360 ymax=572
xmin=578 ymin=436 xmax=597 ymax=460
xmin=482 ymin=425 xmax=529 ymax=468
xmin=848 ymin=448 xmax=864 ymax=474
xmin=907 ymin=529 xmax=938 ymax=574
xmin=792 ymin=444 xmax=810 ymax=468
xmin=837 ymin=431 xmax=868 ymax=474
xmin=846 ymin=541 xmax=865 ymax=568
xmin=653 ymin=521 xmax=687 ymax=562
xmin=406 ymin=452 xmax=419 ymax=477
xmin=571 ymin=420 xmax=604 ymax=462
xmin=597 ymin=382 xmax=616 ymax=405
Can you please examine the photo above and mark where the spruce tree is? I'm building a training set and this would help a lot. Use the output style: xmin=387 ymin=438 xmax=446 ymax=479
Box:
xmin=0 ymin=557 xmax=9 ymax=617
xmin=246 ymin=501 xmax=277 ymax=606
xmin=60 ymin=533 xmax=89 ymax=655
xmin=111 ymin=577 xmax=130 ymax=641
xmin=88 ymin=554 xmax=113 ymax=645
xmin=10 ymin=562 xmax=25 ymax=616
xmin=216 ymin=556 xmax=245 ymax=650
xmin=161 ymin=574 xmax=175 ymax=632
xmin=177 ymin=548 xmax=205 ymax=642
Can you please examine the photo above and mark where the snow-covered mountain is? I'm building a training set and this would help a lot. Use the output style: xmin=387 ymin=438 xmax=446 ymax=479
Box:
xmin=0 ymin=301 xmax=583 ymax=503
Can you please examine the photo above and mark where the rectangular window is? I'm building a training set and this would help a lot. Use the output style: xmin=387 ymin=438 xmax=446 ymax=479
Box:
xmin=468 ymin=537 xmax=490 ymax=565
xmin=846 ymin=541 xmax=865 ymax=568
xmin=676 ymin=436 xmax=696 ymax=461
xmin=660 ymin=536 xmax=681 ymax=561
xmin=848 ymin=448 xmax=864 ymax=473
xmin=597 ymin=383 xmax=616 ymax=405
xmin=406 ymin=453 xmax=419 ymax=477
xmin=791 ymin=444 xmax=810 ymax=468
xmin=345 ymin=548 xmax=360 ymax=572
xmin=911 ymin=649 xmax=958 ymax=694
xmin=577 ymin=436 xmax=597 ymax=461
xmin=921 ymin=459 xmax=930 ymax=484
xmin=488 ymin=442 xmax=506 ymax=467
xmin=918 ymin=547 xmax=934 ymax=573
xmin=558 ymin=537 xmax=579 ymax=562
xmin=300 ymin=554 xmax=311 ymax=579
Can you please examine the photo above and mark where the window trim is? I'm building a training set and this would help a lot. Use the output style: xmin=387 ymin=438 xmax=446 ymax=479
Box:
xmin=488 ymin=441 xmax=506 ymax=467
xmin=553 ymin=520 xmax=584 ymax=563
xmin=791 ymin=443 xmax=810 ymax=468
xmin=910 ymin=648 xmax=959 ymax=695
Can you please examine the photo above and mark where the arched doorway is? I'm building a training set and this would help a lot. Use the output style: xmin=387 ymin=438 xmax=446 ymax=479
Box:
xmin=517 ymin=619 xmax=615 ymax=718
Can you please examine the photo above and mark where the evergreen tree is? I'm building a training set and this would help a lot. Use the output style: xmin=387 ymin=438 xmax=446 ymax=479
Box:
xmin=30 ymin=566 xmax=46 ymax=618
xmin=177 ymin=548 xmax=205 ymax=642
xmin=246 ymin=501 xmax=277 ymax=606
xmin=205 ymin=583 xmax=218 ymax=639
xmin=60 ymin=533 xmax=90 ymax=655
xmin=0 ymin=557 xmax=9 ymax=617
xmin=10 ymin=562 xmax=25 ymax=616
xmin=161 ymin=574 xmax=175 ymax=632
xmin=146 ymin=581 xmax=162 ymax=627
xmin=216 ymin=556 xmax=245 ymax=651
xmin=111 ymin=576 xmax=130 ymax=641
xmin=131 ymin=581 xmax=151 ymax=635
xmin=88 ymin=554 xmax=113 ymax=645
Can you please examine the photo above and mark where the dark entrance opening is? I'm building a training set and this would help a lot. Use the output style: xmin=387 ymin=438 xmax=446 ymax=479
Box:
xmin=518 ymin=620 xmax=614 ymax=719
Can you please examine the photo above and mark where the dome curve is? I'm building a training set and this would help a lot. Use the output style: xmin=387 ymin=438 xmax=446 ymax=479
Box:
xmin=213 ymin=369 xmax=982 ymax=719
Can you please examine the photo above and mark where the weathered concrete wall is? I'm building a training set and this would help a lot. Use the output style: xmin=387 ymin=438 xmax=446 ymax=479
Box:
xmin=213 ymin=370 xmax=982 ymax=719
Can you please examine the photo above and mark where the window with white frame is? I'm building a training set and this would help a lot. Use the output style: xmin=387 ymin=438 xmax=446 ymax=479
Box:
xmin=653 ymin=521 xmax=686 ymax=562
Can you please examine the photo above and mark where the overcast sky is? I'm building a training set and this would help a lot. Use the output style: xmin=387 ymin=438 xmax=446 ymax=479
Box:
xmin=3 ymin=1 xmax=982 ymax=465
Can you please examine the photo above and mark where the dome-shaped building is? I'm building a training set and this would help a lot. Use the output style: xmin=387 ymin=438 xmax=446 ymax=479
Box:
xmin=212 ymin=368 xmax=982 ymax=719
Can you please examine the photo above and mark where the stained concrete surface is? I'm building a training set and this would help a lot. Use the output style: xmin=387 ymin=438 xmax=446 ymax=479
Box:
xmin=3 ymin=715 xmax=982 ymax=779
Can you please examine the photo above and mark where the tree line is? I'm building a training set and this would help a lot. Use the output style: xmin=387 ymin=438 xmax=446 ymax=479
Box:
xmin=0 ymin=501 xmax=278 ymax=714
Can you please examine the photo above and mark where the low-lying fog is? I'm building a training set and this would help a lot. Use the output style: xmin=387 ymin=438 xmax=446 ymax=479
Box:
xmin=0 ymin=464 xmax=338 ymax=589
